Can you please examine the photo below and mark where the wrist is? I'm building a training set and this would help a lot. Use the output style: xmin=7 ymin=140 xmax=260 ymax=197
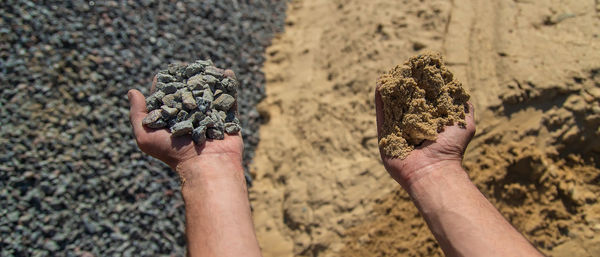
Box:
xmin=395 ymin=160 xmax=464 ymax=190
xmin=403 ymin=161 xmax=467 ymax=194
xmin=176 ymin=155 xmax=245 ymax=191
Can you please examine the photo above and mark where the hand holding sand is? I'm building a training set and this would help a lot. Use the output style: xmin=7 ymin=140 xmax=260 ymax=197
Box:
xmin=374 ymin=52 xmax=474 ymax=189
xmin=375 ymin=53 xmax=542 ymax=257
xmin=376 ymin=94 xmax=475 ymax=189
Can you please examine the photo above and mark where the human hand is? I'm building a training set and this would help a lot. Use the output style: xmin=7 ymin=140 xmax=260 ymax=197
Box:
xmin=374 ymin=87 xmax=476 ymax=189
xmin=127 ymin=71 xmax=243 ymax=172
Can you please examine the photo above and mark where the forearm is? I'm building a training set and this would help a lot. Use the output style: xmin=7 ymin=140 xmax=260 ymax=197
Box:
xmin=178 ymin=157 xmax=262 ymax=257
xmin=406 ymin=162 xmax=543 ymax=257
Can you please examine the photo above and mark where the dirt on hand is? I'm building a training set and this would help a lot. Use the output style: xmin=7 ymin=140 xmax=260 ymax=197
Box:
xmin=378 ymin=52 xmax=470 ymax=159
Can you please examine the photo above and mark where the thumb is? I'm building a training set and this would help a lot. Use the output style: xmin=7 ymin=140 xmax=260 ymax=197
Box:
xmin=128 ymin=89 xmax=148 ymax=138
xmin=464 ymin=102 xmax=476 ymax=140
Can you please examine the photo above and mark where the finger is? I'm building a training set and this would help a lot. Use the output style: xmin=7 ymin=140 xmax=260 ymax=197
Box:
xmin=374 ymin=80 xmax=384 ymax=141
xmin=150 ymin=75 xmax=157 ymax=93
xmin=465 ymin=102 xmax=476 ymax=135
xmin=224 ymin=69 xmax=237 ymax=80
xmin=128 ymin=89 xmax=149 ymax=139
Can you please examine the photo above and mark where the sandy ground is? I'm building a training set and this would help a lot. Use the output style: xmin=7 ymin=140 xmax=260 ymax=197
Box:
xmin=249 ymin=0 xmax=600 ymax=256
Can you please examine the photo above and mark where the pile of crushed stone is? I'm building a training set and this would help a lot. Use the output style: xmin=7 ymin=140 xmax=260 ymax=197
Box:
xmin=378 ymin=52 xmax=470 ymax=159
xmin=143 ymin=60 xmax=242 ymax=144
xmin=0 ymin=1 xmax=286 ymax=255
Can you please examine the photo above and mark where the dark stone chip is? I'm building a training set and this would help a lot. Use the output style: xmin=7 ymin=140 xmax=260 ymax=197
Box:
xmin=157 ymin=73 xmax=176 ymax=83
xmin=192 ymin=126 xmax=207 ymax=144
xmin=206 ymin=128 xmax=224 ymax=140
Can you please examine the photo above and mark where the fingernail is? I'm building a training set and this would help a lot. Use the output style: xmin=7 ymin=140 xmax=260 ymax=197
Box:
xmin=127 ymin=90 xmax=132 ymax=100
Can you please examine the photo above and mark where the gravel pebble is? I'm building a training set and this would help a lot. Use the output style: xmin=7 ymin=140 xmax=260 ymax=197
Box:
xmin=192 ymin=126 xmax=207 ymax=145
xmin=0 ymin=0 xmax=286 ymax=255
xmin=142 ymin=109 xmax=166 ymax=128
xmin=157 ymin=73 xmax=176 ymax=83
xmin=207 ymin=128 xmax=225 ymax=140
xmin=225 ymin=123 xmax=242 ymax=134
xmin=170 ymin=120 xmax=194 ymax=137
xmin=161 ymin=106 xmax=179 ymax=118
xmin=187 ymin=74 xmax=205 ymax=90
xmin=162 ymin=94 xmax=178 ymax=108
xmin=185 ymin=63 xmax=205 ymax=78
xmin=181 ymin=90 xmax=197 ymax=110
xmin=157 ymin=83 xmax=177 ymax=94
xmin=213 ymin=94 xmax=236 ymax=111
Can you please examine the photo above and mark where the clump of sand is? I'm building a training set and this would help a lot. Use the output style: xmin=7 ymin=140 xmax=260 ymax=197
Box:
xmin=378 ymin=52 xmax=470 ymax=159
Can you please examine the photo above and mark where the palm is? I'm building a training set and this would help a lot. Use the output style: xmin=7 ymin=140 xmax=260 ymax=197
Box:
xmin=381 ymin=124 xmax=474 ymax=186
xmin=137 ymin=125 xmax=243 ymax=169
xmin=375 ymin=88 xmax=475 ymax=187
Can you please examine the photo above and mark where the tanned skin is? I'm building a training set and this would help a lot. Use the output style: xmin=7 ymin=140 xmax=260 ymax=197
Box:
xmin=126 ymin=72 xmax=544 ymax=257
xmin=375 ymin=87 xmax=544 ymax=257
xmin=128 ymin=71 xmax=262 ymax=257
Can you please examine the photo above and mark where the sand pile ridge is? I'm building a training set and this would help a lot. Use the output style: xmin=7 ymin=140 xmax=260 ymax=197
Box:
xmin=378 ymin=52 xmax=470 ymax=159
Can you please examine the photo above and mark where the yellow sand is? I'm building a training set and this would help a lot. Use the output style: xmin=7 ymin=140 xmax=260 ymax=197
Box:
xmin=250 ymin=1 xmax=600 ymax=256
xmin=378 ymin=52 xmax=470 ymax=159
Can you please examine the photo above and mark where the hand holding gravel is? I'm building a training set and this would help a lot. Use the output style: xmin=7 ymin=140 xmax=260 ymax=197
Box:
xmin=142 ymin=60 xmax=242 ymax=144
xmin=128 ymin=65 xmax=260 ymax=257
xmin=127 ymin=62 xmax=244 ymax=171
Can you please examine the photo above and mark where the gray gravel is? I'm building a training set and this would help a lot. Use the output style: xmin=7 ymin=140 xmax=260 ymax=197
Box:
xmin=143 ymin=61 xmax=242 ymax=144
xmin=0 ymin=0 xmax=286 ymax=256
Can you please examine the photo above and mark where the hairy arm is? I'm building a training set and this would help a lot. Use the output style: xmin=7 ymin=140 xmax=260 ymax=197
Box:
xmin=375 ymin=89 xmax=543 ymax=257
xmin=178 ymin=156 xmax=261 ymax=257
xmin=128 ymin=72 xmax=262 ymax=257
xmin=405 ymin=161 xmax=544 ymax=257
